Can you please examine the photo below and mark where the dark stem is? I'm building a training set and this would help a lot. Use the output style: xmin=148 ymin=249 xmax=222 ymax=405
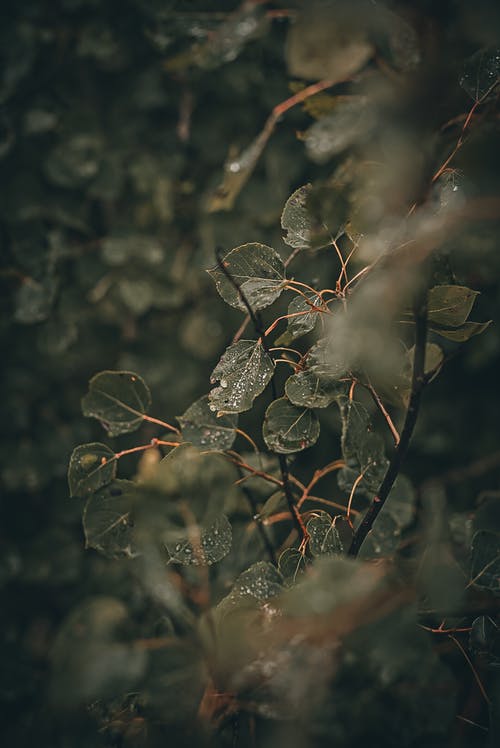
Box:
xmin=215 ymin=247 xmax=305 ymax=540
xmin=348 ymin=283 xmax=429 ymax=556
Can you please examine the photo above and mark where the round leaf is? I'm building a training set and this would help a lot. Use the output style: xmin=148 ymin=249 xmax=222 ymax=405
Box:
xmin=207 ymin=243 xmax=286 ymax=312
xmin=307 ymin=511 xmax=343 ymax=557
xmin=68 ymin=442 xmax=116 ymax=498
xmin=83 ymin=479 xmax=136 ymax=558
xmin=285 ymin=369 xmax=347 ymax=408
xmin=166 ymin=514 xmax=232 ymax=566
xmin=177 ymin=395 xmax=238 ymax=450
xmin=263 ymin=397 xmax=320 ymax=454
xmin=209 ymin=339 xmax=274 ymax=414
xmin=281 ymin=183 xmax=313 ymax=248
xmin=81 ymin=370 xmax=151 ymax=436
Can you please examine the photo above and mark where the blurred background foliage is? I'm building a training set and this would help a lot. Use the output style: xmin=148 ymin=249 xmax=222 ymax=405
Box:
xmin=1 ymin=0 xmax=500 ymax=746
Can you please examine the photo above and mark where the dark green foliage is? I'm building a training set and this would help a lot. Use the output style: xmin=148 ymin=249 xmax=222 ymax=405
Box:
xmin=3 ymin=1 xmax=500 ymax=747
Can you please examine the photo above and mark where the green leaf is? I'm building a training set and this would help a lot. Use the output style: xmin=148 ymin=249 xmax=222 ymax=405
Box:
xmin=460 ymin=46 xmax=500 ymax=102
xmin=285 ymin=369 xmax=347 ymax=408
xmin=359 ymin=513 xmax=401 ymax=559
xmin=68 ymin=442 xmax=116 ymax=498
xmin=470 ymin=530 xmax=500 ymax=592
xmin=166 ymin=514 xmax=232 ymax=566
xmin=263 ymin=397 xmax=320 ymax=454
xmin=337 ymin=400 xmax=388 ymax=496
xmin=258 ymin=490 xmax=285 ymax=519
xmin=232 ymin=561 xmax=284 ymax=601
xmin=469 ymin=616 xmax=500 ymax=664
xmin=431 ymin=320 xmax=492 ymax=342
xmin=307 ymin=511 xmax=343 ymax=557
xmin=427 ymin=285 xmax=479 ymax=327
xmin=177 ymin=395 xmax=238 ymax=450
xmin=83 ymin=479 xmax=136 ymax=558
xmin=281 ymin=183 xmax=313 ymax=248
xmin=274 ymin=293 xmax=323 ymax=346
xmin=207 ymin=243 xmax=286 ymax=312
xmin=82 ymin=370 xmax=151 ymax=436
xmin=278 ymin=548 xmax=307 ymax=585
xmin=308 ymin=336 xmax=349 ymax=379
xmin=209 ymin=339 xmax=274 ymax=414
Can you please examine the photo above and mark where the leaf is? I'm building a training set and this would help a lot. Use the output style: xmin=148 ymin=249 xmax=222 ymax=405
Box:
xmin=281 ymin=183 xmax=313 ymax=248
xmin=470 ymin=530 xmax=500 ymax=593
xmin=427 ymin=285 xmax=479 ymax=327
xmin=384 ymin=475 xmax=416 ymax=530
xmin=285 ymin=369 xmax=347 ymax=408
xmin=258 ymin=490 xmax=285 ymax=519
xmin=14 ymin=277 xmax=56 ymax=324
xmin=68 ymin=442 xmax=116 ymax=498
xmin=166 ymin=514 xmax=232 ymax=566
xmin=278 ymin=548 xmax=307 ymax=585
xmin=431 ymin=320 xmax=492 ymax=342
xmin=308 ymin=337 xmax=349 ymax=379
xmin=83 ymin=479 xmax=136 ymax=558
xmin=82 ymin=370 xmax=151 ymax=436
xmin=307 ymin=511 xmax=343 ymax=557
xmin=337 ymin=400 xmax=388 ymax=496
xmin=359 ymin=513 xmax=401 ymax=559
xmin=305 ymin=98 xmax=375 ymax=163
xmin=469 ymin=616 xmax=500 ymax=664
xmin=207 ymin=243 xmax=286 ymax=312
xmin=232 ymin=561 xmax=284 ymax=601
xmin=263 ymin=397 xmax=320 ymax=454
xmin=274 ymin=293 xmax=323 ymax=346
xmin=177 ymin=395 xmax=238 ymax=450
xmin=460 ymin=46 xmax=500 ymax=102
xmin=209 ymin=339 xmax=274 ymax=414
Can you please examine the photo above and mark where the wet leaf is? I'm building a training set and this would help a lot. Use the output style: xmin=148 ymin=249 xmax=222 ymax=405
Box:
xmin=428 ymin=285 xmax=479 ymax=327
xmin=470 ymin=530 xmax=500 ymax=592
xmin=338 ymin=400 xmax=388 ymax=496
xmin=207 ymin=243 xmax=286 ymax=312
xmin=166 ymin=514 xmax=232 ymax=566
xmin=209 ymin=339 xmax=274 ymax=414
xmin=431 ymin=320 xmax=492 ymax=342
xmin=281 ymin=183 xmax=313 ymax=248
xmin=285 ymin=369 xmax=347 ymax=408
xmin=275 ymin=293 xmax=324 ymax=346
xmin=460 ymin=46 xmax=500 ymax=101
xmin=232 ymin=561 xmax=283 ymax=601
xmin=83 ymin=479 xmax=136 ymax=558
xmin=278 ymin=547 xmax=308 ymax=585
xmin=263 ymin=397 xmax=320 ymax=454
xmin=82 ymin=370 xmax=151 ymax=436
xmin=307 ymin=511 xmax=343 ymax=557
xmin=359 ymin=513 xmax=401 ymax=559
xmin=308 ymin=336 xmax=349 ymax=379
xmin=178 ymin=395 xmax=237 ymax=450
xmin=68 ymin=442 xmax=116 ymax=498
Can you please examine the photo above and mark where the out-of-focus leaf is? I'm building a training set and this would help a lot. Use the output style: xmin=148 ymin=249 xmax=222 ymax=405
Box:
xmin=470 ymin=530 xmax=500 ymax=592
xmin=286 ymin=3 xmax=373 ymax=82
xmin=14 ymin=277 xmax=56 ymax=324
xmin=45 ymin=134 xmax=103 ymax=188
xmin=263 ymin=397 xmax=320 ymax=454
xmin=209 ymin=339 xmax=274 ymax=414
xmin=460 ymin=46 xmax=500 ymax=101
xmin=68 ymin=442 xmax=116 ymax=498
xmin=82 ymin=370 xmax=151 ymax=436
xmin=431 ymin=320 xmax=492 ymax=342
xmin=285 ymin=369 xmax=347 ymax=408
xmin=281 ymin=183 xmax=313 ymax=248
xmin=278 ymin=548 xmax=308 ymax=585
xmin=307 ymin=512 xmax=343 ymax=557
xmin=258 ymin=490 xmax=285 ymax=519
xmin=83 ymin=479 xmax=136 ymax=558
xmin=275 ymin=293 xmax=324 ymax=346
xmin=427 ymin=285 xmax=479 ymax=327
xmin=305 ymin=98 xmax=375 ymax=163
xmin=166 ymin=514 xmax=232 ymax=566
xmin=178 ymin=395 xmax=237 ymax=450
xmin=207 ymin=243 xmax=286 ymax=312
xmin=51 ymin=597 xmax=146 ymax=706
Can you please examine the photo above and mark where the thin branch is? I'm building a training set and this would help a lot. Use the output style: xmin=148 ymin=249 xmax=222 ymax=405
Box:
xmin=362 ymin=379 xmax=400 ymax=446
xmin=234 ymin=464 xmax=277 ymax=565
xmin=348 ymin=282 xmax=428 ymax=556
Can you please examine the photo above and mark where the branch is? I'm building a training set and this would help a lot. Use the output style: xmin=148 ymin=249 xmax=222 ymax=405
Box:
xmin=214 ymin=247 xmax=306 ymax=540
xmin=348 ymin=283 xmax=429 ymax=556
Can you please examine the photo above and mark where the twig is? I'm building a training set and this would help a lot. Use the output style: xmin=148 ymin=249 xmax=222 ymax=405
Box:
xmin=348 ymin=281 xmax=429 ymax=556
xmin=215 ymin=247 xmax=305 ymax=540
xmin=235 ymin=464 xmax=277 ymax=565
xmin=362 ymin=379 xmax=400 ymax=446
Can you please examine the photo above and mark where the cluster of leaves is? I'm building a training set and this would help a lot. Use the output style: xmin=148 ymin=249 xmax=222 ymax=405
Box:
xmin=3 ymin=2 xmax=500 ymax=748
